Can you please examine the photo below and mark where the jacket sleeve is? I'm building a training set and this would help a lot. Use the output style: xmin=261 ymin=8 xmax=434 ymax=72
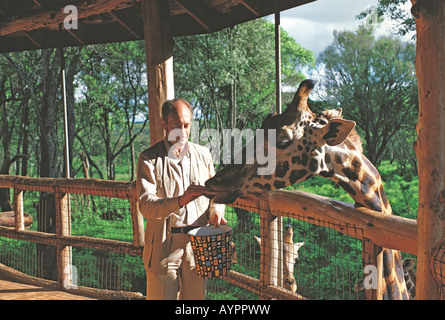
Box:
xmin=136 ymin=152 xmax=181 ymax=220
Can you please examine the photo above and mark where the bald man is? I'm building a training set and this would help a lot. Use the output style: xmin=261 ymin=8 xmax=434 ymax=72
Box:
xmin=136 ymin=98 xmax=226 ymax=300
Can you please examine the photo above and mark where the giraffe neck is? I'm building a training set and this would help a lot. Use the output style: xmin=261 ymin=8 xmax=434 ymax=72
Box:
xmin=321 ymin=145 xmax=409 ymax=300
xmin=321 ymin=146 xmax=392 ymax=215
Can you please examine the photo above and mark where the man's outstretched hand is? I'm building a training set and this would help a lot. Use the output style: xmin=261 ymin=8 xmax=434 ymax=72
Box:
xmin=178 ymin=185 xmax=207 ymax=207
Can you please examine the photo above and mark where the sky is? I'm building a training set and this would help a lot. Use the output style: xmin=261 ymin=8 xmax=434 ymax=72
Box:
xmin=269 ymin=0 xmax=413 ymax=58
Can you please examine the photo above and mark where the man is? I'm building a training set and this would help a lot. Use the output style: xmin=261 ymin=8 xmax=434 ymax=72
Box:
xmin=136 ymin=98 xmax=226 ymax=300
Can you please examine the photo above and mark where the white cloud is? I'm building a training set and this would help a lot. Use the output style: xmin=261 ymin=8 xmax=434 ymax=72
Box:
xmin=270 ymin=0 xmax=380 ymax=57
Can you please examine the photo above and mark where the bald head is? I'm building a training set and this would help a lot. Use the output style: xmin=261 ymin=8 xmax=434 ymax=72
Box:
xmin=161 ymin=99 xmax=193 ymax=146
xmin=162 ymin=98 xmax=193 ymax=123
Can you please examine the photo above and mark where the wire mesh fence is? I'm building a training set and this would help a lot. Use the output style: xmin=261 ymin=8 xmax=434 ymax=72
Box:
xmin=206 ymin=203 xmax=366 ymax=300
xmin=0 ymin=177 xmax=420 ymax=300
xmin=0 ymin=187 xmax=146 ymax=295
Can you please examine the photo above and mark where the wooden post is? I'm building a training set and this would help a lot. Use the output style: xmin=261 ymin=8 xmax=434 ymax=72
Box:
xmin=141 ymin=0 xmax=175 ymax=146
xmin=13 ymin=188 xmax=24 ymax=231
xmin=411 ymin=0 xmax=445 ymax=300
xmin=130 ymin=194 xmax=145 ymax=247
xmin=274 ymin=11 xmax=283 ymax=288
xmin=55 ymin=190 xmax=73 ymax=290
xmin=259 ymin=200 xmax=279 ymax=299
xmin=362 ymin=240 xmax=384 ymax=300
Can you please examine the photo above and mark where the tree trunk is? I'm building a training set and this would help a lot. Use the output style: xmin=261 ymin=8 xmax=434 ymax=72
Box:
xmin=37 ymin=48 xmax=60 ymax=281
xmin=0 ymin=83 xmax=15 ymax=212
xmin=20 ymin=101 xmax=30 ymax=176
xmin=64 ymin=52 xmax=79 ymax=178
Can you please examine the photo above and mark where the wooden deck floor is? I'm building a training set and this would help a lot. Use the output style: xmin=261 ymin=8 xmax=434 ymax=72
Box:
xmin=0 ymin=279 xmax=96 ymax=300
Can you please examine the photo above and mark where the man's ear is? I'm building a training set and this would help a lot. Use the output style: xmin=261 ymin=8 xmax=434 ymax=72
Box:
xmin=321 ymin=119 xmax=356 ymax=146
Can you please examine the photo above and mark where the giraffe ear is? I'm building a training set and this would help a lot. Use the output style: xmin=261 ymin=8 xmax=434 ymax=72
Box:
xmin=321 ymin=119 xmax=356 ymax=146
xmin=294 ymin=242 xmax=304 ymax=252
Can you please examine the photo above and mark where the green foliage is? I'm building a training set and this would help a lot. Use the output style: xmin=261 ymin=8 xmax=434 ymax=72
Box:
xmin=377 ymin=160 xmax=418 ymax=219
xmin=174 ymin=18 xmax=314 ymax=135
xmin=357 ymin=0 xmax=415 ymax=37
xmin=317 ymin=26 xmax=418 ymax=167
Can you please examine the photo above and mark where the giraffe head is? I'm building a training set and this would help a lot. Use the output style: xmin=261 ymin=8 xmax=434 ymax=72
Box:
xmin=204 ymin=80 xmax=356 ymax=203
xmin=283 ymin=225 xmax=305 ymax=293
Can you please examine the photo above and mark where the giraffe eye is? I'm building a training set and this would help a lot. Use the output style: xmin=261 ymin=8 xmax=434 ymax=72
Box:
xmin=276 ymin=128 xmax=293 ymax=149
xmin=277 ymin=139 xmax=292 ymax=149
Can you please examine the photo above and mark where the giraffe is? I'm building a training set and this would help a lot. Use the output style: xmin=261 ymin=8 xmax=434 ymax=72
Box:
xmin=355 ymin=258 xmax=416 ymax=299
xmin=204 ymin=79 xmax=410 ymax=300
xmin=254 ymin=225 xmax=305 ymax=293
xmin=402 ymin=258 xmax=416 ymax=299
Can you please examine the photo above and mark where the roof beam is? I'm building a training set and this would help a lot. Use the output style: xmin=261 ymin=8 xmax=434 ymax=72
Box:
xmin=32 ymin=0 xmax=42 ymax=8
xmin=23 ymin=31 xmax=42 ymax=49
xmin=0 ymin=0 xmax=140 ymax=37
xmin=175 ymin=0 xmax=211 ymax=33
xmin=238 ymin=0 xmax=260 ymax=16
xmin=64 ymin=21 xmax=86 ymax=45
xmin=109 ymin=9 xmax=143 ymax=39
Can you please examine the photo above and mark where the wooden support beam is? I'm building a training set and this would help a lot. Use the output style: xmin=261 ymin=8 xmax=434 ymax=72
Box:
xmin=56 ymin=191 xmax=72 ymax=290
xmin=259 ymin=199 xmax=279 ymax=298
xmin=32 ymin=0 xmax=42 ymax=7
xmin=130 ymin=193 xmax=145 ymax=247
xmin=13 ymin=188 xmax=24 ymax=231
xmin=23 ymin=31 xmax=42 ymax=49
xmin=141 ymin=0 xmax=174 ymax=145
xmin=64 ymin=22 xmax=86 ymax=45
xmin=110 ymin=10 xmax=143 ymax=39
xmin=0 ymin=0 xmax=139 ymax=36
xmin=411 ymin=0 xmax=445 ymax=300
xmin=238 ymin=0 xmax=260 ymax=16
xmin=175 ymin=0 xmax=211 ymax=32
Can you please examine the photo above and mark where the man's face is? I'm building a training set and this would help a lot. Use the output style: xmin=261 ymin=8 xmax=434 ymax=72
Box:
xmin=162 ymin=102 xmax=192 ymax=145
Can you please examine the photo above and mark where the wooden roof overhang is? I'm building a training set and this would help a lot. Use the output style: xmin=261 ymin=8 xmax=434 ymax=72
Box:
xmin=0 ymin=0 xmax=315 ymax=53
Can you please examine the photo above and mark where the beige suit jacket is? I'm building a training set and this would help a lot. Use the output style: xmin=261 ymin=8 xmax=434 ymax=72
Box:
xmin=136 ymin=139 xmax=223 ymax=275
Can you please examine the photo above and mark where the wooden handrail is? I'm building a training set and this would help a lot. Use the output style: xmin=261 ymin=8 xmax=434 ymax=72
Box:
xmin=232 ymin=189 xmax=418 ymax=255
xmin=0 ymin=175 xmax=135 ymax=198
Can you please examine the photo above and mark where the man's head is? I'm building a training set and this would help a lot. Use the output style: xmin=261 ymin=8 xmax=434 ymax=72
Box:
xmin=162 ymin=98 xmax=193 ymax=145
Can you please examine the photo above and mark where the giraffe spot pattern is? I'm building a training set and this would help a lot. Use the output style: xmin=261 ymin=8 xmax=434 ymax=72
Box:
xmin=274 ymin=180 xmax=286 ymax=189
xmin=337 ymin=180 xmax=356 ymax=197
xmin=253 ymin=183 xmax=271 ymax=191
xmin=360 ymin=172 xmax=375 ymax=195
xmin=290 ymin=169 xmax=308 ymax=185
xmin=276 ymin=161 xmax=289 ymax=178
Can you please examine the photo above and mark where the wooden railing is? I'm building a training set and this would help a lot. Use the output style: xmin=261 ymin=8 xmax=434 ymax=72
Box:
xmin=0 ymin=175 xmax=429 ymax=300
xmin=228 ymin=190 xmax=418 ymax=300
xmin=0 ymin=175 xmax=144 ymax=299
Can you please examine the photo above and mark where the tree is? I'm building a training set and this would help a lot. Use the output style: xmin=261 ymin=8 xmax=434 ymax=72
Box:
xmin=317 ymin=26 xmax=418 ymax=167
xmin=75 ymin=42 xmax=149 ymax=180
xmin=174 ymin=18 xmax=314 ymax=163
xmin=0 ymin=59 xmax=28 ymax=211
xmin=357 ymin=0 xmax=415 ymax=37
